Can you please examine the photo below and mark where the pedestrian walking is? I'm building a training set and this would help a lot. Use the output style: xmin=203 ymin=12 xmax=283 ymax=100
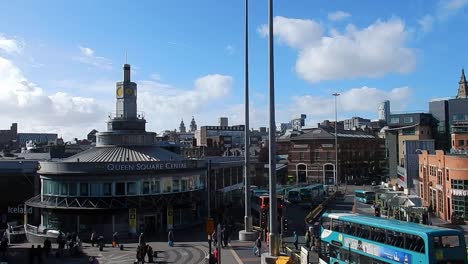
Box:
xmin=136 ymin=245 xmax=145 ymax=264
xmin=37 ymin=245 xmax=43 ymax=264
xmin=138 ymin=232 xmax=145 ymax=246
xmin=90 ymin=230 xmax=96 ymax=247
xmin=212 ymin=229 xmax=217 ymax=247
xmin=29 ymin=245 xmax=35 ymax=264
xmin=305 ymin=230 xmax=311 ymax=248
xmin=222 ymin=226 xmax=229 ymax=247
xmin=168 ymin=230 xmax=174 ymax=247
xmin=253 ymin=235 xmax=262 ymax=257
xmin=112 ymin=232 xmax=119 ymax=247
xmin=43 ymin=237 xmax=52 ymax=257
xmin=147 ymin=245 xmax=154 ymax=263
xmin=293 ymin=231 xmax=299 ymax=250
xmin=0 ymin=236 xmax=8 ymax=260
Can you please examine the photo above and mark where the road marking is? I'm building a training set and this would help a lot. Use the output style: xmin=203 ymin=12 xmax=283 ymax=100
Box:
xmin=230 ymin=247 xmax=244 ymax=264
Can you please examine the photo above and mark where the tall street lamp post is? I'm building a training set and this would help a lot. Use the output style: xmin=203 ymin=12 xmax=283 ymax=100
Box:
xmin=239 ymin=0 xmax=256 ymax=242
xmin=333 ymin=93 xmax=340 ymax=187
xmin=268 ymin=0 xmax=279 ymax=257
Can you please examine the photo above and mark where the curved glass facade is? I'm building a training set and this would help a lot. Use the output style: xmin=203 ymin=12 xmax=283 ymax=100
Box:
xmin=41 ymin=174 xmax=204 ymax=197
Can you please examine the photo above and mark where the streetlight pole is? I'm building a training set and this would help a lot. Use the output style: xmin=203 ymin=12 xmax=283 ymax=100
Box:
xmin=333 ymin=93 xmax=340 ymax=188
xmin=239 ymin=0 xmax=256 ymax=242
xmin=268 ymin=0 xmax=279 ymax=257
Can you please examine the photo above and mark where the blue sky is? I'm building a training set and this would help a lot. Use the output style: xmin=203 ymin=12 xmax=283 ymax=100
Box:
xmin=0 ymin=0 xmax=467 ymax=139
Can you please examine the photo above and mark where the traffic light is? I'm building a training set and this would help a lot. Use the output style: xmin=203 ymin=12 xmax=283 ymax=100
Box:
xmin=261 ymin=210 xmax=267 ymax=228
xmin=283 ymin=217 xmax=289 ymax=232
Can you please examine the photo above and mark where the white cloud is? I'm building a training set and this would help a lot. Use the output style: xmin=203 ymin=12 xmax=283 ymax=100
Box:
xmin=0 ymin=56 xmax=107 ymax=139
xmin=259 ymin=16 xmax=323 ymax=49
xmin=137 ymin=74 xmax=233 ymax=131
xmin=225 ymin=45 xmax=235 ymax=55
xmin=439 ymin=0 xmax=468 ymax=18
xmin=260 ymin=16 xmax=416 ymax=83
xmin=0 ymin=35 xmax=21 ymax=54
xmin=328 ymin=11 xmax=351 ymax=21
xmin=418 ymin=14 xmax=435 ymax=33
xmin=75 ymin=46 xmax=112 ymax=69
xmin=150 ymin=73 xmax=162 ymax=81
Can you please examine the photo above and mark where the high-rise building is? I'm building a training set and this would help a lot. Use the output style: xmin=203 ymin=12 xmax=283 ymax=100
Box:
xmin=218 ymin=117 xmax=228 ymax=127
xmin=378 ymin=100 xmax=391 ymax=122
xmin=343 ymin=117 xmax=371 ymax=130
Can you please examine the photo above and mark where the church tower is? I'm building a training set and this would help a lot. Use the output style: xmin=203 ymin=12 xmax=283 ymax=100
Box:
xmin=189 ymin=116 xmax=197 ymax=132
xmin=179 ymin=119 xmax=186 ymax=133
xmin=457 ymin=69 xmax=468 ymax=99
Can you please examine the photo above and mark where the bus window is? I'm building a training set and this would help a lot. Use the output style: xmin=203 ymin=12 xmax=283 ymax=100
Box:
xmin=433 ymin=235 xmax=460 ymax=248
xmin=331 ymin=219 xmax=343 ymax=232
xmin=321 ymin=216 xmax=331 ymax=230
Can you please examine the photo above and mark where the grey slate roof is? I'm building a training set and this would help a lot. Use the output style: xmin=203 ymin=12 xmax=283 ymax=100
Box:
xmin=291 ymin=127 xmax=376 ymax=141
xmin=62 ymin=146 xmax=183 ymax=163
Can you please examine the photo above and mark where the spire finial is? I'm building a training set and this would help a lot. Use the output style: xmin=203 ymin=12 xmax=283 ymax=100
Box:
xmin=125 ymin=50 xmax=128 ymax=64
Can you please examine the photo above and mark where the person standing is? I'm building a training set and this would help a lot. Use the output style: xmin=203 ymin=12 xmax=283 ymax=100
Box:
xmin=293 ymin=231 xmax=299 ymax=250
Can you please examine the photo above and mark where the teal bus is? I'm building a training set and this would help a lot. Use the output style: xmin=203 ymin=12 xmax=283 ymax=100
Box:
xmin=355 ymin=190 xmax=376 ymax=204
xmin=319 ymin=213 xmax=467 ymax=264
xmin=286 ymin=184 xmax=325 ymax=204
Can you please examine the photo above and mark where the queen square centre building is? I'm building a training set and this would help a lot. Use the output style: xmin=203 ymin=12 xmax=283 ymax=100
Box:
xmin=25 ymin=64 xmax=209 ymax=239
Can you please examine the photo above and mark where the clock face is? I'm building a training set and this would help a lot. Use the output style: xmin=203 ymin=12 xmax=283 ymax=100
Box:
xmin=125 ymin=88 xmax=133 ymax=95
xmin=116 ymin=87 xmax=123 ymax=97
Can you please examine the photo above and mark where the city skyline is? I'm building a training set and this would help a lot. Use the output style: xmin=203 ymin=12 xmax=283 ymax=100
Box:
xmin=1 ymin=0 xmax=468 ymax=140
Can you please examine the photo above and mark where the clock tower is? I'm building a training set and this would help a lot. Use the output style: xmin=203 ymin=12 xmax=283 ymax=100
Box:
xmin=116 ymin=64 xmax=137 ymax=119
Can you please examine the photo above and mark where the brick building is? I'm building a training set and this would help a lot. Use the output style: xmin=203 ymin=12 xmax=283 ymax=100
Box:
xmin=418 ymin=150 xmax=468 ymax=222
xmin=285 ymin=126 xmax=386 ymax=184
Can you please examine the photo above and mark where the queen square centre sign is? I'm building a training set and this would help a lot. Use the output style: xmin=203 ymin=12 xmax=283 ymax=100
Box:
xmin=106 ymin=162 xmax=189 ymax=171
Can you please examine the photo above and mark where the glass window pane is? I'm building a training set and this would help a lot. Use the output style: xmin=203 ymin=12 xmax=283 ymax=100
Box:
xmin=151 ymin=180 xmax=160 ymax=194
xmin=116 ymin=182 xmax=125 ymax=195
xmin=127 ymin=182 xmax=136 ymax=195
xmin=173 ymin=180 xmax=180 ymax=192
xmin=163 ymin=178 xmax=172 ymax=193
xmin=60 ymin=182 xmax=68 ymax=195
xmin=80 ymin=183 xmax=88 ymax=196
xmin=103 ymin=183 xmax=112 ymax=196
xmin=69 ymin=183 xmax=77 ymax=196
xmin=90 ymin=183 xmax=100 ymax=196
xmin=142 ymin=181 xmax=150 ymax=194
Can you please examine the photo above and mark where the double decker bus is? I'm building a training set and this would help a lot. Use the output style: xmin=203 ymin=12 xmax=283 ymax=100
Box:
xmin=319 ymin=213 xmax=467 ymax=264
xmin=355 ymin=190 xmax=376 ymax=204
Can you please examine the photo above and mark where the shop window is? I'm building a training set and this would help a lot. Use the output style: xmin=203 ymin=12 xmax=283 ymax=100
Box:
xmin=173 ymin=179 xmax=180 ymax=192
xmin=151 ymin=180 xmax=160 ymax=194
xmin=163 ymin=178 xmax=172 ymax=193
xmin=102 ymin=183 xmax=112 ymax=196
xmin=80 ymin=183 xmax=89 ymax=196
xmin=68 ymin=183 xmax=77 ymax=196
xmin=142 ymin=181 xmax=150 ymax=194
xmin=127 ymin=182 xmax=137 ymax=195
xmin=181 ymin=179 xmax=188 ymax=192
xmin=60 ymin=183 xmax=68 ymax=195
xmin=90 ymin=183 xmax=100 ymax=196
xmin=115 ymin=182 xmax=125 ymax=195
xmin=42 ymin=180 xmax=49 ymax=194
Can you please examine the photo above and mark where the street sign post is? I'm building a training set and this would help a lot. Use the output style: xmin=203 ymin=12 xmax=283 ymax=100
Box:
xmin=206 ymin=217 xmax=214 ymax=234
